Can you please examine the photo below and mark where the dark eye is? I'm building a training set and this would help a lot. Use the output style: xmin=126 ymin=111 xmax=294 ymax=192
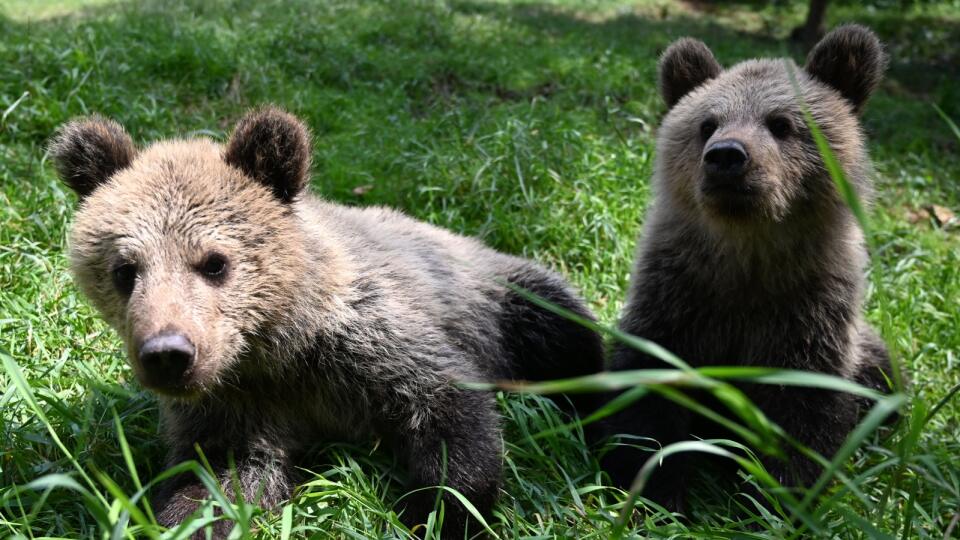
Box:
xmin=111 ymin=263 xmax=138 ymax=296
xmin=198 ymin=252 xmax=229 ymax=282
xmin=767 ymin=116 xmax=793 ymax=139
xmin=700 ymin=118 xmax=718 ymax=141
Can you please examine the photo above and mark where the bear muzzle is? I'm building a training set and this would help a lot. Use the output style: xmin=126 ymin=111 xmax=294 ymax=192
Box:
xmin=699 ymin=139 xmax=768 ymax=218
xmin=137 ymin=332 xmax=196 ymax=393
xmin=702 ymin=139 xmax=751 ymax=191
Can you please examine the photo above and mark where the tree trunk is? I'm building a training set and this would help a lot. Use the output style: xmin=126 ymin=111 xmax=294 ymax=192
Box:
xmin=791 ymin=0 xmax=829 ymax=48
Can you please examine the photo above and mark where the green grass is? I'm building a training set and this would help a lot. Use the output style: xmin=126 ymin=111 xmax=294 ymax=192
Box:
xmin=2 ymin=0 xmax=959 ymax=538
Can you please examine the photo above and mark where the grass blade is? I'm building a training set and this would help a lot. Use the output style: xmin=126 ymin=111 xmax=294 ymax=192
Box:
xmin=933 ymin=103 xmax=960 ymax=143
xmin=1 ymin=347 xmax=108 ymax=508
xmin=800 ymin=394 xmax=907 ymax=514
xmin=784 ymin=60 xmax=871 ymax=239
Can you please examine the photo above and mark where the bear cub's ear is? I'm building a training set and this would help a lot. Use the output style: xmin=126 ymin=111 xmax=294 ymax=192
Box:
xmin=224 ymin=106 xmax=312 ymax=203
xmin=659 ymin=38 xmax=722 ymax=109
xmin=805 ymin=24 xmax=887 ymax=114
xmin=49 ymin=116 xmax=136 ymax=200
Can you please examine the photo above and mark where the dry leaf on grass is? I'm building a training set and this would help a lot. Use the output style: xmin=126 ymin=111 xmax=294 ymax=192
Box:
xmin=925 ymin=204 xmax=957 ymax=228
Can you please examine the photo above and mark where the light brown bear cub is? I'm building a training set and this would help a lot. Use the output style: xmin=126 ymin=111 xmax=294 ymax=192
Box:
xmin=52 ymin=107 xmax=603 ymax=536
xmin=603 ymin=25 xmax=895 ymax=509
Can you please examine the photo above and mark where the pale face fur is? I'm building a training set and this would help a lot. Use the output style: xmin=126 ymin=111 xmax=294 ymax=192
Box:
xmin=657 ymin=60 xmax=871 ymax=232
xmin=68 ymin=139 xmax=328 ymax=397
xmin=53 ymin=107 xmax=607 ymax=536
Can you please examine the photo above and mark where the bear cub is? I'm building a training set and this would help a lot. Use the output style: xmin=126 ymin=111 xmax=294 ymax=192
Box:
xmin=52 ymin=107 xmax=604 ymax=536
xmin=603 ymin=25 xmax=896 ymax=509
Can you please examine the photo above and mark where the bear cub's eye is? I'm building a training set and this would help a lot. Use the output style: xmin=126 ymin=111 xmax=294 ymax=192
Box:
xmin=767 ymin=116 xmax=793 ymax=139
xmin=699 ymin=118 xmax=718 ymax=141
xmin=198 ymin=252 xmax=229 ymax=283
xmin=111 ymin=263 xmax=138 ymax=296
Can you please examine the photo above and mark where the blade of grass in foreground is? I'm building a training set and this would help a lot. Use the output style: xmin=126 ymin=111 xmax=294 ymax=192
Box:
xmin=933 ymin=103 xmax=960 ymax=143
xmin=784 ymin=62 xmax=911 ymax=397
xmin=495 ymin=272 xmax=902 ymax=533
xmin=699 ymin=366 xmax=885 ymax=399
xmin=11 ymin=474 xmax=112 ymax=531
xmin=396 ymin=486 xmax=502 ymax=540
xmin=93 ymin=467 xmax=158 ymax=540
xmin=113 ymin=408 xmax=158 ymax=525
xmin=498 ymin=280 xmax=691 ymax=370
xmin=800 ymin=394 xmax=906 ymax=520
xmin=609 ymin=440 xmax=820 ymax=539
xmin=874 ymin=383 xmax=960 ymax=527
xmin=465 ymin=367 xmax=781 ymax=450
xmin=279 ymin=503 xmax=293 ymax=540
xmin=469 ymin=366 xmax=883 ymax=448
xmin=526 ymin=385 xmax=650 ymax=441
xmin=121 ymin=460 xmax=235 ymax=538
xmin=1 ymin=347 xmax=110 ymax=509
xmin=784 ymin=60 xmax=871 ymax=241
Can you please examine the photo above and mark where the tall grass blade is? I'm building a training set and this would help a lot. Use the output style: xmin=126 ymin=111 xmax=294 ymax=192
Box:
xmin=700 ymin=366 xmax=884 ymax=399
xmin=112 ymin=409 xmax=157 ymax=525
xmin=500 ymin=281 xmax=691 ymax=370
xmin=13 ymin=474 xmax=111 ymax=529
xmin=93 ymin=468 xmax=158 ymax=540
xmin=1 ymin=347 xmax=108 ymax=507
xmin=933 ymin=103 xmax=960 ymax=143
xmin=784 ymin=61 xmax=871 ymax=239
xmin=923 ymin=382 xmax=960 ymax=426
xmin=279 ymin=504 xmax=293 ymax=540
xmin=801 ymin=394 xmax=906 ymax=514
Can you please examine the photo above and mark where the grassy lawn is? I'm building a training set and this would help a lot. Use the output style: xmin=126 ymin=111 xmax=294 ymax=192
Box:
xmin=2 ymin=0 xmax=958 ymax=537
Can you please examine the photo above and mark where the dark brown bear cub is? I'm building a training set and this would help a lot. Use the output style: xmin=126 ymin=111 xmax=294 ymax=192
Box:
xmin=51 ymin=107 xmax=604 ymax=536
xmin=602 ymin=25 xmax=896 ymax=510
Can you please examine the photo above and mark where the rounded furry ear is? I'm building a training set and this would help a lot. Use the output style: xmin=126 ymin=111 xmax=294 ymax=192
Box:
xmin=804 ymin=24 xmax=886 ymax=114
xmin=224 ymin=106 xmax=312 ymax=203
xmin=659 ymin=38 xmax=722 ymax=109
xmin=49 ymin=116 xmax=136 ymax=199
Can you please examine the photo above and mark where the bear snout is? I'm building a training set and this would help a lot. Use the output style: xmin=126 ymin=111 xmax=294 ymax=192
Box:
xmin=137 ymin=332 xmax=196 ymax=392
xmin=702 ymin=139 xmax=751 ymax=188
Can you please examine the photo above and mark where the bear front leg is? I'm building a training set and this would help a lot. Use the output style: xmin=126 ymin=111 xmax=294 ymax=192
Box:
xmin=855 ymin=326 xmax=897 ymax=395
xmin=754 ymin=386 xmax=861 ymax=493
xmin=394 ymin=388 xmax=503 ymax=537
xmin=602 ymin=344 xmax=695 ymax=513
xmin=155 ymin=439 xmax=293 ymax=538
xmin=600 ymin=392 xmax=693 ymax=513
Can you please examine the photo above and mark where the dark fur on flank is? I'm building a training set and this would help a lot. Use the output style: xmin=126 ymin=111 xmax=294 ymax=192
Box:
xmin=51 ymin=107 xmax=604 ymax=537
xmin=602 ymin=25 xmax=896 ymax=510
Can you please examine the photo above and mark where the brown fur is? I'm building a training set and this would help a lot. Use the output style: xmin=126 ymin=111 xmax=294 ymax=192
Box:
xmin=805 ymin=24 xmax=888 ymax=113
xmin=658 ymin=37 xmax=722 ymax=109
xmin=601 ymin=25 xmax=896 ymax=510
xmin=224 ymin=107 xmax=312 ymax=202
xmin=52 ymin=108 xmax=604 ymax=537
xmin=49 ymin=115 xmax=135 ymax=199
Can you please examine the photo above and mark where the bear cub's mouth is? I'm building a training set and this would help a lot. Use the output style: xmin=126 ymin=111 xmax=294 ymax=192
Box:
xmin=700 ymin=178 xmax=756 ymax=196
xmin=699 ymin=173 xmax=763 ymax=217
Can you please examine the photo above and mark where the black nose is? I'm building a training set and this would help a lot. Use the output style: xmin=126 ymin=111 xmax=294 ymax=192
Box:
xmin=704 ymin=140 xmax=749 ymax=178
xmin=138 ymin=333 xmax=195 ymax=389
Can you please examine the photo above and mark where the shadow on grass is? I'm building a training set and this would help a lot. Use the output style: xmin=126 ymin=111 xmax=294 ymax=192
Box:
xmin=4 ymin=0 xmax=955 ymax=172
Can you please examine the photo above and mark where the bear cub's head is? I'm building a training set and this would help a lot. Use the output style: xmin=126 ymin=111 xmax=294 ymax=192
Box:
xmin=656 ymin=25 xmax=886 ymax=227
xmin=51 ymin=107 xmax=323 ymax=399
